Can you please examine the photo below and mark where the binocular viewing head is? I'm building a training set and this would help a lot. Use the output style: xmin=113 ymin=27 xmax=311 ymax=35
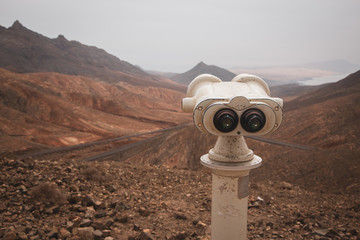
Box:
xmin=182 ymin=74 xmax=283 ymax=136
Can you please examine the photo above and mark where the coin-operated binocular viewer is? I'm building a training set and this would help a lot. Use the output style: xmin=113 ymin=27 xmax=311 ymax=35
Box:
xmin=182 ymin=74 xmax=283 ymax=240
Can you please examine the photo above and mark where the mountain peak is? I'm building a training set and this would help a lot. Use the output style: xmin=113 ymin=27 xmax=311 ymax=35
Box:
xmin=196 ymin=61 xmax=207 ymax=67
xmin=170 ymin=62 xmax=236 ymax=85
xmin=0 ymin=21 xmax=181 ymax=88
xmin=10 ymin=20 xmax=25 ymax=30
xmin=56 ymin=34 xmax=68 ymax=41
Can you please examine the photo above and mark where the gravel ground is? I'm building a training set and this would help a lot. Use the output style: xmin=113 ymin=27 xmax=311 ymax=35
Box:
xmin=1 ymin=155 xmax=359 ymax=240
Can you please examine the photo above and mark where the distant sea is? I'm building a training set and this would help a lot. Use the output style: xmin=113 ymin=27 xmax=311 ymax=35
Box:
xmin=298 ymin=73 xmax=349 ymax=86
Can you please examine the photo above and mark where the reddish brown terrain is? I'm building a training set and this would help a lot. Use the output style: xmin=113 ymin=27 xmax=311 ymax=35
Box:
xmin=0 ymin=21 xmax=190 ymax=153
xmin=1 ymin=21 xmax=360 ymax=240
xmin=1 ymin=71 xmax=359 ymax=240
xmin=0 ymin=68 xmax=190 ymax=153
xmin=259 ymin=71 xmax=360 ymax=193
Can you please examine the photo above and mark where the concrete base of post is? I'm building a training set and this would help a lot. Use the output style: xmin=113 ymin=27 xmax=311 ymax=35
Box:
xmin=200 ymin=136 xmax=262 ymax=240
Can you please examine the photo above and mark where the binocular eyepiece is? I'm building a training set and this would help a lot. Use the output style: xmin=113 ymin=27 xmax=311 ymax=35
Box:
xmin=240 ymin=108 xmax=266 ymax=133
xmin=213 ymin=108 xmax=266 ymax=133
xmin=213 ymin=108 xmax=238 ymax=132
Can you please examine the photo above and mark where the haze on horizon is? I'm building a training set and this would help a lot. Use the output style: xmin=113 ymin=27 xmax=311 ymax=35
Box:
xmin=1 ymin=0 xmax=360 ymax=73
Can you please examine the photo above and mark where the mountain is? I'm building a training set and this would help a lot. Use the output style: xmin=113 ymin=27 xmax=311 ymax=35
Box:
xmin=170 ymin=61 xmax=236 ymax=85
xmin=0 ymin=68 xmax=191 ymax=152
xmin=285 ymin=70 xmax=360 ymax=112
xmin=238 ymin=69 xmax=360 ymax=199
xmin=0 ymin=21 xmax=184 ymax=91
xmin=269 ymin=70 xmax=360 ymax=149
xmin=0 ymin=20 xmax=192 ymax=152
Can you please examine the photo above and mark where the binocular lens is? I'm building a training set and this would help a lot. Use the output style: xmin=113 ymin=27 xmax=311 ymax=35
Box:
xmin=213 ymin=109 xmax=238 ymax=132
xmin=241 ymin=109 xmax=266 ymax=132
xmin=213 ymin=108 xmax=266 ymax=133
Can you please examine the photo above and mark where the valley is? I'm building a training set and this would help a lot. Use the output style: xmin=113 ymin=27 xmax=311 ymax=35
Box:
xmin=0 ymin=21 xmax=359 ymax=239
xmin=0 ymin=68 xmax=191 ymax=153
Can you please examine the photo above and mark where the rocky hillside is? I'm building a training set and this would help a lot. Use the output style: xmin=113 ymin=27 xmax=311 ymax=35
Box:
xmin=0 ymin=21 xmax=191 ymax=153
xmin=275 ymin=70 xmax=360 ymax=149
xmin=0 ymin=68 xmax=191 ymax=152
xmin=268 ymin=70 xmax=360 ymax=149
xmin=1 ymin=70 xmax=359 ymax=239
xmin=170 ymin=62 xmax=236 ymax=85
xmin=250 ymin=70 xmax=360 ymax=195
xmin=0 ymin=21 xmax=183 ymax=90
xmin=0 ymin=129 xmax=359 ymax=239
xmin=285 ymin=70 xmax=360 ymax=111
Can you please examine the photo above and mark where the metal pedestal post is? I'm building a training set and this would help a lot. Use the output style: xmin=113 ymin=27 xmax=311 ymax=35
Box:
xmin=200 ymin=136 xmax=262 ymax=240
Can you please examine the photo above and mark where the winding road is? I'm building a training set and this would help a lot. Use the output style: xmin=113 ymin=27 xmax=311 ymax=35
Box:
xmin=17 ymin=123 xmax=316 ymax=162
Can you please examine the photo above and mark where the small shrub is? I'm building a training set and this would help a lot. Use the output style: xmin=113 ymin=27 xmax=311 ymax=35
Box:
xmin=80 ymin=164 xmax=109 ymax=182
xmin=76 ymin=227 xmax=94 ymax=240
xmin=30 ymin=182 xmax=66 ymax=206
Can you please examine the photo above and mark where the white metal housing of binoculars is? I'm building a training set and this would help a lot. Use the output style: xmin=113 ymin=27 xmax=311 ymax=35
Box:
xmin=182 ymin=74 xmax=283 ymax=136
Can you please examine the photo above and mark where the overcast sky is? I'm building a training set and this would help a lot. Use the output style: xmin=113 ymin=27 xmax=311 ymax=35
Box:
xmin=1 ymin=0 xmax=360 ymax=73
